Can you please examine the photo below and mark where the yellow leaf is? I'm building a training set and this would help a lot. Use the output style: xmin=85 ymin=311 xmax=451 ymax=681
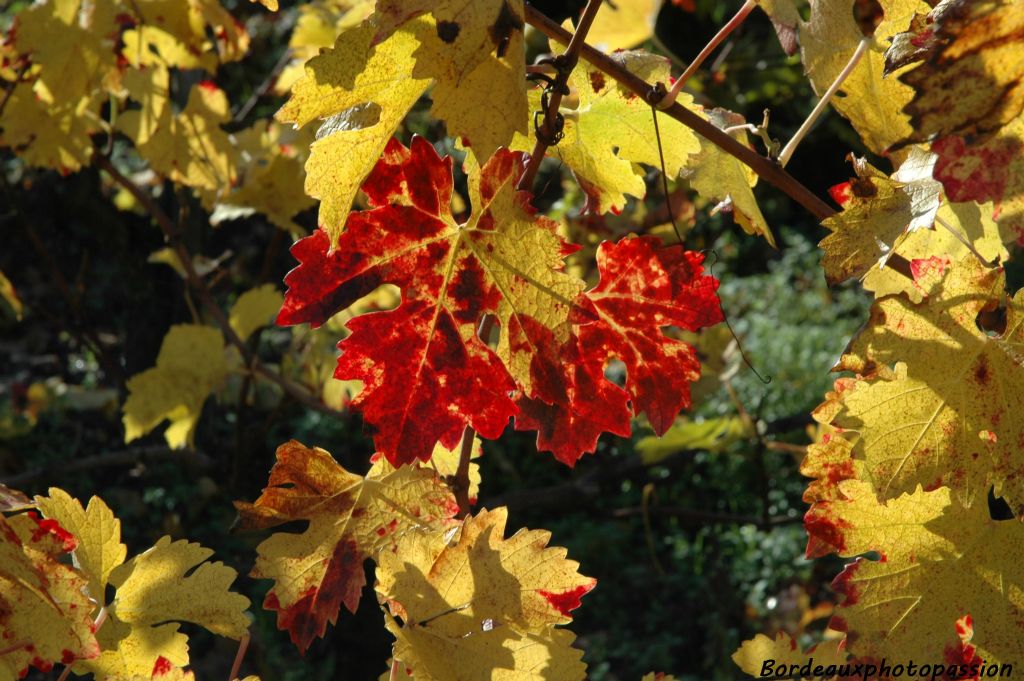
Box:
xmin=683 ymin=109 xmax=775 ymax=246
xmin=374 ymin=0 xmax=529 ymax=160
xmin=206 ymin=121 xmax=315 ymax=233
xmin=276 ymin=22 xmax=430 ymax=242
xmin=0 ymin=514 xmax=99 ymax=678
xmin=636 ymin=416 xmax=753 ymax=464
xmin=831 ymin=257 xmax=1024 ymax=510
xmin=376 ymin=507 xmax=594 ymax=679
xmin=732 ymin=632 xmax=846 ymax=679
xmin=121 ymin=0 xmax=250 ymax=71
xmin=0 ymin=84 xmax=99 ymax=172
xmin=0 ymin=270 xmax=23 ymax=320
xmin=234 ymin=440 xmax=458 ymax=652
xmin=13 ymin=0 xmax=120 ymax=105
xmin=229 ymin=285 xmax=284 ymax=343
xmin=119 ymin=81 xmax=236 ymax=192
xmin=75 ymin=536 xmax=250 ymax=679
xmin=806 ymin=482 xmax=1024 ymax=668
xmin=252 ymin=0 xmax=278 ymax=8
xmin=586 ymin=0 xmax=658 ymax=50
xmin=800 ymin=0 xmax=925 ymax=154
xmin=122 ymin=324 xmax=227 ymax=448
xmin=863 ymin=200 xmax=1009 ymax=301
xmin=514 ymin=52 xmax=700 ymax=217
xmin=423 ymin=436 xmax=483 ymax=503
xmin=35 ymin=488 xmax=127 ymax=606
xmin=274 ymin=0 xmax=375 ymax=95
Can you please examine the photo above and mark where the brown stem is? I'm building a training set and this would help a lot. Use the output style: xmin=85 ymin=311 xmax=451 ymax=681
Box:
xmin=519 ymin=0 xmax=605 ymax=190
xmin=451 ymin=0 xmax=606 ymax=518
xmin=93 ymin=153 xmax=337 ymax=416
xmin=523 ymin=5 xmax=837 ymax=222
xmin=228 ymin=631 xmax=251 ymax=681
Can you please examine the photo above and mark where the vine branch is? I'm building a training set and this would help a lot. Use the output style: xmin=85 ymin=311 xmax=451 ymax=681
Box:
xmin=523 ymin=4 xmax=837 ymax=222
xmin=452 ymin=0 xmax=606 ymax=518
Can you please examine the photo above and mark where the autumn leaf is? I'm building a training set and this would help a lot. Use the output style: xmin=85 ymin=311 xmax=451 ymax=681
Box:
xmin=229 ymin=285 xmax=285 ymax=343
xmin=208 ymin=121 xmax=315 ymax=233
xmin=376 ymin=507 xmax=593 ymax=680
xmin=0 ymin=513 xmax=99 ymax=678
xmin=273 ymin=0 xmax=374 ymax=95
xmin=35 ymin=488 xmax=127 ymax=605
xmin=586 ymin=0 xmax=658 ymax=50
xmin=73 ymin=536 xmax=250 ymax=680
xmin=276 ymin=21 xmax=431 ymax=242
xmin=827 ymin=257 xmax=1024 ymax=511
xmin=121 ymin=0 xmax=250 ymax=71
xmin=235 ymin=440 xmax=458 ymax=653
xmin=277 ymin=137 xmax=584 ymax=465
xmin=682 ymin=109 xmax=775 ymax=246
xmin=732 ymin=632 xmax=846 ymax=679
xmin=891 ymin=0 xmax=1024 ymax=240
xmin=862 ymin=200 xmax=1009 ymax=301
xmin=122 ymin=325 xmax=227 ymax=448
xmin=800 ymin=0 xmax=921 ymax=155
xmin=119 ymin=81 xmax=236 ymax=192
xmin=0 ymin=85 xmax=99 ymax=173
xmin=819 ymin=152 xmax=941 ymax=284
xmin=805 ymin=481 xmax=1024 ymax=668
xmin=513 ymin=52 xmax=701 ymax=216
xmin=516 ymin=236 xmax=723 ymax=464
xmin=373 ymin=0 xmax=529 ymax=160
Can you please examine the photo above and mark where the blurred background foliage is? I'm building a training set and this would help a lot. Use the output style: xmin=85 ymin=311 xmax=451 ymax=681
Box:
xmin=0 ymin=0 xmax=886 ymax=678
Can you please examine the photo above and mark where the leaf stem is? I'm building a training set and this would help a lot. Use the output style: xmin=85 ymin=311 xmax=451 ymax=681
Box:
xmin=519 ymin=0 xmax=605 ymax=190
xmin=524 ymin=4 xmax=837 ymax=222
xmin=228 ymin=631 xmax=250 ymax=681
xmin=778 ymin=37 xmax=870 ymax=168
xmin=657 ymin=0 xmax=757 ymax=107
xmin=453 ymin=0 xmax=607 ymax=517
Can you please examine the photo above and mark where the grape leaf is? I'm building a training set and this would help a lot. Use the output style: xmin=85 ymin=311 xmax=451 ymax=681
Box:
xmin=0 ymin=513 xmax=99 ymax=678
xmin=806 ymin=481 xmax=1024 ymax=668
xmin=513 ymin=52 xmax=700 ymax=216
xmin=586 ymin=0 xmax=658 ymax=50
xmin=0 ymin=85 xmax=99 ymax=172
xmin=275 ymin=21 xmax=431 ymax=242
xmin=207 ymin=121 xmax=315 ymax=233
xmin=73 ymin=536 xmax=250 ymax=680
xmin=35 ymin=488 xmax=127 ymax=605
xmin=800 ymin=0 xmax=922 ymax=155
xmin=682 ymin=109 xmax=775 ymax=246
xmin=121 ymin=0 xmax=250 ymax=71
xmin=119 ymin=81 xmax=236 ymax=192
xmin=516 ymin=236 xmax=723 ymax=463
xmin=891 ymin=0 xmax=1024 ymax=240
xmin=732 ymin=632 xmax=846 ymax=679
xmin=376 ymin=507 xmax=593 ymax=680
xmin=819 ymin=153 xmax=941 ymax=284
xmin=229 ymin=285 xmax=284 ymax=343
xmin=862 ymin=200 xmax=1009 ymax=301
xmin=122 ymin=325 xmax=227 ymax=449
xmin=273 ymin=0 xmax=374 ymax=95
xmin=373 ymin=0 xmax=529 ymax=160
xmin=829 ymin=257 xmax=1024 ymax=511
xmin=234 ymin=440 xmax=458 ymax=653
xmin=277 ymin=137 xmax=584 ymax=465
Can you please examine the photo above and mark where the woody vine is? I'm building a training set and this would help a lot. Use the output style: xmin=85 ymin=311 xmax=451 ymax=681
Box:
xmin=0 ymin=0 xmax=1022 ymax=679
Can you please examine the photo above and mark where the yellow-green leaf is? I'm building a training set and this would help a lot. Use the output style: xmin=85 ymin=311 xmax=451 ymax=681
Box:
xmin=122 ymin=325 xmax=227 ymax=448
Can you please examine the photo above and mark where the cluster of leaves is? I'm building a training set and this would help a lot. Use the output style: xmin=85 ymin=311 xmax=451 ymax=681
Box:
xmin=3 ymin=0 xmax=1024 ymax=678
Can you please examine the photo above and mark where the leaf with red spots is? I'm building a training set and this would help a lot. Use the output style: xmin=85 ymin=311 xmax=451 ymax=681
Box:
xmin=828 ymin=256 xmax=1024 ymax=512
xmin=277 ymin=136 xmax=585 ymax=465
xmin=516 ymin=235 xmax=723 ymax=464
xmin=376 ymin=507 xmax=593 ymax=679
xmin=804 ymin=480 xmax=1024 ymax=670
xmin=732 ymin=631 xmax=847 ymax=679
xmin=891 ymin=0 xmax=1024 ymax=240
xmin=0 ymin=513 xmax=99 ymax=680
xmin=234 ymin=440 xmax=458 ymax=653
